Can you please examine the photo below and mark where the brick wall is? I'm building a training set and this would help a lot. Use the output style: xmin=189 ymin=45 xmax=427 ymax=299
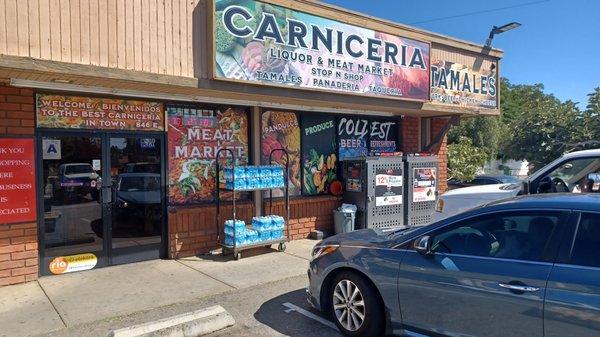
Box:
xmin=401 ymin=116 xmax=420 ymax=153
xmin=431 ymin=118 xmax=449 ymax=193
xmin=265 ymin=196 xmax=341 ymax=240
xmin=168 ymin=195 xmax=341 ymax=258
xmin=0 ymin=83 xmax=38 ymax=286
xmin=0 ymin=85 xmax=35 ymax=135
xmin=0 ymin=223 xmax=38 ymax=286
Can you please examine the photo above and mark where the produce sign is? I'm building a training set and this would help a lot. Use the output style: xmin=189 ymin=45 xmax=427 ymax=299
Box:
xmin=213 ymin=0 xmax=430 ymax=101
xmin=374 ymin=168 xmax=403 ymax=206
xmin=301 ymin=115 xmax=337 ymax=195
xmin=168 ymin=108 xmax=248 ymax=204
xmin=0 ymin=138 xmax=36 ymax=224
xmin=430 ymin=59 xmax=497 ymax=108
xmin=261 ymin=111 xmax=301 ymax=196
xmin=36 ymin=94 xmax=164 ymax=131
xmin=412 ymin=168 xmax=437 ymax=202
xmin=337 ymin=117 xmax=398 ymax=159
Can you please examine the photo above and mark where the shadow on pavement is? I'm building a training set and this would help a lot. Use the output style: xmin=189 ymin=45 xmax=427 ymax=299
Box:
xmin=190 ymin=246 xmax=282 ymax=262
xmin=254 ymin=289 xmax=341 ymax=337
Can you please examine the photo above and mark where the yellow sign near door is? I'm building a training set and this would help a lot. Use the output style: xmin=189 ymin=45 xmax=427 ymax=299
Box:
xmin=49 ymin=253 xmax=98 ymax=275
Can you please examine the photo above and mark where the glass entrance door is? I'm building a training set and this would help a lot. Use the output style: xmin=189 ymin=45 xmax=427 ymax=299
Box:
xmin=40 ymin=134 xmax=107 ymax=274
xmin=108 ymin=135 xmax=164 ymax=264
xmin=39 ymin=132 xmax=165 ymax=275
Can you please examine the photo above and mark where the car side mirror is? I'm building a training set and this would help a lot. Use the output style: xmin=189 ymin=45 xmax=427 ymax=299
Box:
xmin=414 ymin=235 xmax=432 ymax=255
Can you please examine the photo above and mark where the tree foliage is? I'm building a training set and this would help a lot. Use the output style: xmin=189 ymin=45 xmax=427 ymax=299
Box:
xmin=447 ymin=137 xmax=488 ymax=181
xmin=448 ymin=78 xmax=600 ymax=172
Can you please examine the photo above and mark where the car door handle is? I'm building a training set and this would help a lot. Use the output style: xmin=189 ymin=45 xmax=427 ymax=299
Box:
xmin=499 ymin=283 xmax=540 ymax=292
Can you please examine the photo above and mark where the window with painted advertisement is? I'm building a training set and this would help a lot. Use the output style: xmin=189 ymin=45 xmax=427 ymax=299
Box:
xmin=261 ymin=110 xmax=400 ymax=198
xmin=167 ymin=105 xmax=249 ymax=204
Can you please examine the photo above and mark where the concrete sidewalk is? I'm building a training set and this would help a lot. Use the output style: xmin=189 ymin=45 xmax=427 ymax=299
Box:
xmin=0 ymin=239 xmax=317 ymax=337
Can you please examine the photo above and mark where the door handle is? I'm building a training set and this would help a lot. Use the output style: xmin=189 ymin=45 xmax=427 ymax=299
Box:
xmin=499 ymin=283 xmax=539 ymax=292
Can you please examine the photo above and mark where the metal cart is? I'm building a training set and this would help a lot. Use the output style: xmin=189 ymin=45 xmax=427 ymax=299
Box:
xmin=215 ymin=148 xmax=290 ymax=260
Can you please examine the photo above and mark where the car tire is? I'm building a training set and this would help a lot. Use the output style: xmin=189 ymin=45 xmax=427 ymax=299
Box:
xmin=329 ymin=271 xmax=384 ymax=337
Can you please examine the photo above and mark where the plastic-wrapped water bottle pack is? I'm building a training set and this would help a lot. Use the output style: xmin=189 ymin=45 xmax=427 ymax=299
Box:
xmin=224 ymin=215 xmax=286 ymax=247
xmin=223 ymin=165 xmax=285 ymax=190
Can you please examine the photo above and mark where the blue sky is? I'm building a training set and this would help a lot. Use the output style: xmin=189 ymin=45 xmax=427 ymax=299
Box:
xmin=322 ymin=0 xmax=600 ymax=108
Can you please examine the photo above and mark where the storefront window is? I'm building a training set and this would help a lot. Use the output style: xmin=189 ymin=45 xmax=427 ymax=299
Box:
xmin=337 ymin=116 xmax=399 ymax=160
xmin=301 ymin=114 xmax=338 ymax=195
xmin=261 ymin=110 xmax=400 ymax=198
xmin=261 ymin=111 xmax=302 ymax=196
xmin=167 ymin=105 xmax=249 ymax=204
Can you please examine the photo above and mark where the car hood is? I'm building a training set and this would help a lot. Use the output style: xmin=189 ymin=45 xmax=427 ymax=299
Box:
xmin=320 ymin=228 xmax=394 ymax=248
xmin=63 ymin=173 xmax=98 ymax=180
xmin=117 ymin=190 xmax=161 ymax=204
xmin=442 ymin=183 xmax=521 ymax=199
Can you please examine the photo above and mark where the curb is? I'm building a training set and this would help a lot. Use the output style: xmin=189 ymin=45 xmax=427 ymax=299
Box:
xmin=107 ymin=305 xmax=235 ymax=337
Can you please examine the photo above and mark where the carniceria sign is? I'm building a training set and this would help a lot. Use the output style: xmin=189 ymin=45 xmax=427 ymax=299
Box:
xmin=213 ymin=0 xmax=430 ymax=101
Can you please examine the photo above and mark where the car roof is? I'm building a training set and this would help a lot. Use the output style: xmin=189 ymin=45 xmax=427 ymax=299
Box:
xmin=562 ymin=148 xmax=600 ymax=159
xmin=484 ymin=193 xmax=600 ymax=212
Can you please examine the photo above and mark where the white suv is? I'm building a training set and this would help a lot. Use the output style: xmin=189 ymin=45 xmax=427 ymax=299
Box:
xmin=435 ymin=149 xmax=600 ymax=221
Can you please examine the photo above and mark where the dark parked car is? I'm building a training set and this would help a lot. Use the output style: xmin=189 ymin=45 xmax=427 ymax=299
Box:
xmin=307 ymin=194 xmax=600 ymax=337
xmin=447 ymin=174 xmax=520 ymax=190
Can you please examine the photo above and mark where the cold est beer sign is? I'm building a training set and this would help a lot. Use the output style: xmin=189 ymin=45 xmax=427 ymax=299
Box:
xmin=213 ymin=0 xmax=430 ymax=100
xmin=0 ymin=138 xmax=36 ymax=224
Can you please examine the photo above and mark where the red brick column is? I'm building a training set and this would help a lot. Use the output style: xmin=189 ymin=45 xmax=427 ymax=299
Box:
xmin=401 ymin=116 xmax=419 ymax=153
xmin=430 ymin=118 xmax=449 ymax=193
xmin=0 ymin=85 xmax=35 ymax=135
xmin=0 ymin=223 xmax=38 ymax=286
xmin=0 ymin=83 xmax=38 ymax=286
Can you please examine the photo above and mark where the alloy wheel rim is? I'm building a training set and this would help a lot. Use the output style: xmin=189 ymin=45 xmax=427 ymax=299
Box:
xmin=333 ymin=279 xmax=365 ymax=331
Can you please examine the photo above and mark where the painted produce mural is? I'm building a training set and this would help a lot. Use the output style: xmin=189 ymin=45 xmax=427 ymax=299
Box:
xmin=168 ymin=107 xmax=248 ymax=204
xmin=301 ymin=114 xmax=338 ymax=195
xmin=261 ymin=111 xmax=302 ymax=196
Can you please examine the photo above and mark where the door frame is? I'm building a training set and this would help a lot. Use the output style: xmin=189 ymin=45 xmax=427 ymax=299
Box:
xmin=36 ymin=129 xmax=168 ymax=276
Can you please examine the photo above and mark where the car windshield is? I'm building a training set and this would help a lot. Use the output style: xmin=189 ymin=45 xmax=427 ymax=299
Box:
xmin=546 ymin=158 xmax=600 ymax=185
xmin=119 ymin=176 xmax=160 ymax=192
xmin=65 ymin=165 xmax=93 ymax=175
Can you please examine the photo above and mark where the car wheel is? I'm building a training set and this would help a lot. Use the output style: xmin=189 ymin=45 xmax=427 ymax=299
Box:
xmin=330 ymin=272 xmax=384 ymax=337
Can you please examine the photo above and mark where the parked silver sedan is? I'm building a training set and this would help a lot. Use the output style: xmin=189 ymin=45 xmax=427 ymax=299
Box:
xmin=307 ymin=194 xmax=600 ymax=337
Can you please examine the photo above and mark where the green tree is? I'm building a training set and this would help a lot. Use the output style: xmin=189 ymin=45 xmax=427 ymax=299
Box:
xmin=447 ymin=137 xmax=488 ymax=181
xmin=448 ymin=116 xmax=503 ymax=159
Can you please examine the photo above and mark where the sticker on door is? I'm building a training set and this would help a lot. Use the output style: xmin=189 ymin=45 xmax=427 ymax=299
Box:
xmin=49 ymin=253 xmax=98 ymax=274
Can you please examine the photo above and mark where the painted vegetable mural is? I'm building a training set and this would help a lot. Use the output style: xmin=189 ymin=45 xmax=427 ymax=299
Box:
xmin=168 ymin=107 xmax=249 ymax=204
xmin=261 ymin=111 xmax=302 ymax=196
xmin=301 ymin=115 xmax=338 ymax=195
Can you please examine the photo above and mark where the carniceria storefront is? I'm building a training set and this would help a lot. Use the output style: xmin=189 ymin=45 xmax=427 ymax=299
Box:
xmin=0 ymin=0 xmax=502 ymax=285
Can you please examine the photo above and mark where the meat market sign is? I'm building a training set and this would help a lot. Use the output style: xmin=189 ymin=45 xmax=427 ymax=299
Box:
xmin=212 ymin=0 xmax=430 ymax=101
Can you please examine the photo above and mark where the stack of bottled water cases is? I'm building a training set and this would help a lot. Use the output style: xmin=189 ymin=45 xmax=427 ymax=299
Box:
xmin=223 ymin=220 xmax=247 ymax=246
xmin=252 ymin=215 xmax=285 ymax=242
xmin=223 ymin=215 xmax=286 ymax=247
xmin=224 ymin=165 xmax=285 ymax=190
